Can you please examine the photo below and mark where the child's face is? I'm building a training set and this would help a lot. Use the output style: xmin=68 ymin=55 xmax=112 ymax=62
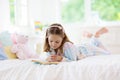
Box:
xmin=48 ymin=34 xmax=63 ymax=49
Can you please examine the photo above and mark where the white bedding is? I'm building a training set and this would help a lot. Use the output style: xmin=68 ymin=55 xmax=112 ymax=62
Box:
xmin=0 ymin=55 xmax=120 ymax=80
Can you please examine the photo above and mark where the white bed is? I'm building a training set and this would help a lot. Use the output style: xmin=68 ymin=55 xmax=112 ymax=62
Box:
xmin=0 ymin=55 xmax=120 ymax=80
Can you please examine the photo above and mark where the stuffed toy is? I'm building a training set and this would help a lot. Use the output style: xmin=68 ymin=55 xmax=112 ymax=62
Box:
xmin=0 ymin=42 xmax=7 ymax=60
xmin=0 ymin=31 xmax=13 ymax=46
xmin=11 ymin=34 xmax=39 ymax=59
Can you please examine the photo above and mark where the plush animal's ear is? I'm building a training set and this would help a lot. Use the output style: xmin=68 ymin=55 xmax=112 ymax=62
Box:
xmin=11 ymin=33 xmax=18 ymax=44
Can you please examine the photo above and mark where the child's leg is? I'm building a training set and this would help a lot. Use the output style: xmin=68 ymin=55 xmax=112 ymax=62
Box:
xmin=83 ymin=27 xmax=108 ymax=38
xmin=87 ymin=44 xmax=111 ymax=55
xmin=83 ymin=27 xmax=108 ymax=47
xmin=83 ymin=31 xmax=93 ymax=38
xmin=89 ymin=36 xmax=107 ymax=50
xmin=82 ymin=27 xmax=110 ymax=54
xmin=92 ymin=27 xmax=108 ymax=49
xmin=82 ymin=31 xmax=104 ymax=47
xmin=94 ymin=27 xmax=108 ymax=38
xmin=90 ymin=36 xmax=110 ymax=54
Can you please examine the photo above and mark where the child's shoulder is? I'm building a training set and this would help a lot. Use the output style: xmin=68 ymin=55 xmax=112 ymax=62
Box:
xmin=64 ymin=42 xmax=73 ymax=45
xmin=63 ymin=42 xmax=74 ymax=47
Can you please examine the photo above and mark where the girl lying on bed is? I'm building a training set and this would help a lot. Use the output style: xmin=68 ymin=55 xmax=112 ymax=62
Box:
xmin=43 ymin=23 xmax=110 ymax=62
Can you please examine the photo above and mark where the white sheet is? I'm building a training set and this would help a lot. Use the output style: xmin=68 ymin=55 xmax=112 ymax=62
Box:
xmin=0 ymin=55 xmax=120 ymax=80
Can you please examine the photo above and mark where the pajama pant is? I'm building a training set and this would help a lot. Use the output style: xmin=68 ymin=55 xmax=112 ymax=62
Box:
xmin=77 ymin=37 xmax=110 ymax=56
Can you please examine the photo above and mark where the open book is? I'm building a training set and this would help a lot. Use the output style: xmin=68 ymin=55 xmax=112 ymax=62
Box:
xmin=31 ymin=60 xmax=60 ymax=65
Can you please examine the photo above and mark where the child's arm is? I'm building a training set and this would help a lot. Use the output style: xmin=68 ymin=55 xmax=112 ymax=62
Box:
xmin=63 ymin=42 xmax=79 ymax=61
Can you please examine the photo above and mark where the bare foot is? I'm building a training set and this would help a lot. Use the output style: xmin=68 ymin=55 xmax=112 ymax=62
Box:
xmin=83 ymin=31 xmax=93 ymax=38
xmin=95 ymin=27 xmax=108 ymax=38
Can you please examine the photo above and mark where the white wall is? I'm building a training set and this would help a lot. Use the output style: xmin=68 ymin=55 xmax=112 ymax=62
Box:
xmin=0 ymin=0 xmax=10 ymax=30
xmin=28 ymin=0 xmax=61 ymax=24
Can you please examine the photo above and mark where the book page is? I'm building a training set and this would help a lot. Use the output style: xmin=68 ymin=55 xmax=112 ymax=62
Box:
xmin=31 ymin=60 xmax=60 ymax=65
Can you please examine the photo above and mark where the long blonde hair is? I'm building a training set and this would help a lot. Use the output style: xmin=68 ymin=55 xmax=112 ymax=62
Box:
xmin=43 ymin=23 xmax=72 ymax=54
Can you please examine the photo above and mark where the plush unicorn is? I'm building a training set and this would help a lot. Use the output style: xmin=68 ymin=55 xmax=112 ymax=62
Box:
xmin=11 ymin=34 xmax=39 ymax=59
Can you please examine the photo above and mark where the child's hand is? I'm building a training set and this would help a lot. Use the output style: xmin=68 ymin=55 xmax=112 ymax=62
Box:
xmin=46 ymin=55 xmax=63 ymax=62
xmin=78 ymin=54 xmax=86 ymax=60
xmin=55 ymin=55 xmax=63 ymax=62
xmin=46 ymin=56 xmax=52 ymax=62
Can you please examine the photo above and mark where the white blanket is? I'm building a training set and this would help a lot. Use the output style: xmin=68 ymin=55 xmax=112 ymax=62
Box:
xmin=0 ymin=55 xmax=120 ymax=80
